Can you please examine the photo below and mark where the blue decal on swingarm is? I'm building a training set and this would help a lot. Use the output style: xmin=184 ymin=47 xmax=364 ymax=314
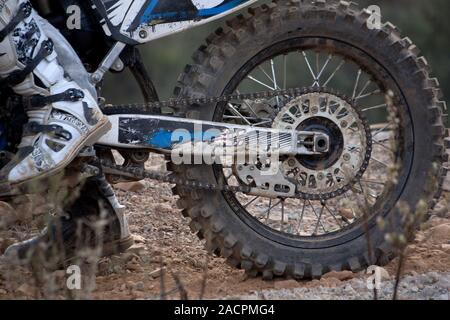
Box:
xmin=147 ymin=129 xmax=219 ymax=149
xmin=148 ymin=129 xmax=173 ymax=149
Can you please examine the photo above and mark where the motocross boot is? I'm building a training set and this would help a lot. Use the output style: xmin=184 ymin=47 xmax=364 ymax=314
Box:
xmin=0 ymin=0 xmax=111 ymax=193
xmin=4 ymin=177 xmax=134 ymax=266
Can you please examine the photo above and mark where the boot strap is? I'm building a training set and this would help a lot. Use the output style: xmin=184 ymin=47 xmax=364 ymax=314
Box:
xmin=0 ymin=1 xmax=32 ymax=43
xmin=23 ymin=122 xmax=72 ymax=141
xmin=0 ymin=38 xmax=53 ymax=88
xmin=22 ymin=88 xmax=85 ymax=110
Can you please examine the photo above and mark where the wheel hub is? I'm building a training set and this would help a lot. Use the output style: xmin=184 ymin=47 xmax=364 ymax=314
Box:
xmin=296 ymin=117 xmax=344 ymax=170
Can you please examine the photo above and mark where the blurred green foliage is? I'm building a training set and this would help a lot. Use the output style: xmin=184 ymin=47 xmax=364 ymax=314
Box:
xmin=103 ymin=0 xmax=450 ymax=125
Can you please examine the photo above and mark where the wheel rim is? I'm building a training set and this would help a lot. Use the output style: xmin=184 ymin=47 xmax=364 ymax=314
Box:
xmin=211 ymin=37 xmax=413 ymax=247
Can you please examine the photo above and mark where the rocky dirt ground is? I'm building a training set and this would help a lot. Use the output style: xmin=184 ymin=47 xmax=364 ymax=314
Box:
xmin=0 ymin=154 xmax=449 ymax=300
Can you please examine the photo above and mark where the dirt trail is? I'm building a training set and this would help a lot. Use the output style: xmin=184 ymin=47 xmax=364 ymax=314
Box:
xmin=0 ymin=156 xmax=449 ymax=300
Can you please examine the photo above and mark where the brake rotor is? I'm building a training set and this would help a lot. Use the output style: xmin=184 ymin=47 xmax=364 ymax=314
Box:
xmin=273 ymin=90 xmax=372 ymax=199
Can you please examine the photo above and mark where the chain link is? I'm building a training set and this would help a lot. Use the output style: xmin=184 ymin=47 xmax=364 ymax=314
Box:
xmin=102 ymin=87 xmax=317 ymax=114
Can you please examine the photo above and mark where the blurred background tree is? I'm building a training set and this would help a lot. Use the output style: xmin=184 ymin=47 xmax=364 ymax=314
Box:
xmin=103 ymin=0 xmax=450 ymax=126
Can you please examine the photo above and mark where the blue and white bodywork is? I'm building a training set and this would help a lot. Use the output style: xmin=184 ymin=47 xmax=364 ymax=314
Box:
xmin=91 ymin=0 xmax=258 ymax=44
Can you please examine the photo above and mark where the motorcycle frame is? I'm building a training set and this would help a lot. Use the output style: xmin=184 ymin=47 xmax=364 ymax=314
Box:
xmin=89 ymin=0 xmax=259 ymax=83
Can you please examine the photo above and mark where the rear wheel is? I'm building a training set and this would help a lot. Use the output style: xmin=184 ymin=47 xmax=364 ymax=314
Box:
xmin=171 ymin=0 xmax=448 ymax=279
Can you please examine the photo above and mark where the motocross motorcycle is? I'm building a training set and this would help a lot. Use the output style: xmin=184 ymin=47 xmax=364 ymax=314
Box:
xmin=0 ymin=0 xmax=448 ymax=279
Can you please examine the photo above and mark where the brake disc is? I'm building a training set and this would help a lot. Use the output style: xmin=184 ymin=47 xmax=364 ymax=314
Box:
xmin=273 ymin=90 xmax=372 ymax=199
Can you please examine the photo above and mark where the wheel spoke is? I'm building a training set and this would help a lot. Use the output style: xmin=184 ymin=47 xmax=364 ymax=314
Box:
xmin=371 ymin=156 xmax=390 ymax=167
xmin=296 ymin=199 xmax=307 ymax=232
xmin=223 ymin=115 xmax=270 ymax=122
xmin=258 ymin=65 xmax=280 ymax=90
xmin=354 ymin=89 xmax=381 ymax=101
xmin=247 ymin=75 xmax=276 ymax=91
xmin=352 ymin=69 xmax=362 ymax=100
xmin=302 ymin=51 xmax=318 ymax=86
xmin=236 ymin=90 xmax=260 ymax=118
xmin=353 ymin=184 xmax=379 ymax=199
xmin=243 ymin=196 xmax=260 ymax=208
xmin=355 ymin=80 xmax=372 ymax=100
xmin=360 ymin=179 xmax=386 ymax=186
xmin=315 ymin=54 xmax=333 ymax=87
xmin=252 ymin=119 xmax=273 ymax=126
xmin=362 ymin=103 xmax=387 ymax=112
xmin=264 ymin=199 xmax=282 ymax=223
xmin=324 ymin=203 xmax=344 ymax=227
xmin=227 ymin=103 xmax=252 ymax=125
xmin=308 ymin=200 xmax=327 ymax=234
xmin=372 ymin=123 xmax=391 ymax=139
xmin=270 ymin=59 xmax=280 ymax=90
xmin=372 ymin=139 xmax=394 ymax=152
xmin=323 ymin=60 xmax=345 ymax=87
xmin=313 ymin=203 xmax=326 ymax=235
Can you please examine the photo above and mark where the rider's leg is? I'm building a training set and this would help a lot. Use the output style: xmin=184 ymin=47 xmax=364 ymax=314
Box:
xmin=0 ymin=1 xmax=133 ymax=263
xmin=0 ymin=0 xmax=110 ymax=189
xmin=5 ymin=176 xmax=134 ymax=265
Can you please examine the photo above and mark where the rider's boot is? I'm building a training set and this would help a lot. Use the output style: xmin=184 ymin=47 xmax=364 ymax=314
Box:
xmin=0 ymin=0 xmax=110 ymax=192
xmin=4 ymin=177 xmax=134 ymax=266
xmin=0 ymin=1 xmax=134 ymax=264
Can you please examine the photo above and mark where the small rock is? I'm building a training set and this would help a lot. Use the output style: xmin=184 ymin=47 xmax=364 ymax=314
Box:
xmin=126 ymin=258 xmax=144 ymax=273
xmin=319 ymin=277 xmax=343 ymax=288
xmin=143 ymin=224 xmax=155 ymax=233
xmin=366 ymin=266 xmax=390 ymax=281
xmin=97 ymin=258 xmax=113 ymax=275
xmin=126 ymin=281 xmax=135 ymax=290
xmin=121 ymin=252 xmax=142 ymax=263
xmin=433 ymin=199 xmax=449 ymax=218
xmin=437 ymin=293 xmax=450 ymax=300
xmin=322 ymin=270 xmax=355 ymax=281
xmin=126 ymin=243 xmax=146 ymax=256
xmin=134 ymin=282 xmax=145 ymax=291
xmin=409 ymin=285 xmax=419 ymax=293
xmin=273 ymin=280 xmax=299 ymax=290
xmin=429 ymin=224 xmax=450 ymax=244
xmin=149 ymin=267 xmax=165 ymax=279
xmin=16 ymin=283 xmax=36 ymax=296
xmin=440 ymin=244 xmax=450 ymax=253
xmin=114 ymin=181 xmax=146 ymax=193
xmin=436 ymin=277 xmax=450 ymax=290
xmin=112 ymin=264 xmax=123 ymax=274
xmin=339 ymin=208 xmax=354 ymax=220
xmin=126 ymin=263 xmax=144 ymax=273
xmin=133 ymin=234 xmax=146 ymax=244
xmin=155 ymin=203 xmax=173 ymax=213
xmin=0 ymin=289 xmax=7 ymax=295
